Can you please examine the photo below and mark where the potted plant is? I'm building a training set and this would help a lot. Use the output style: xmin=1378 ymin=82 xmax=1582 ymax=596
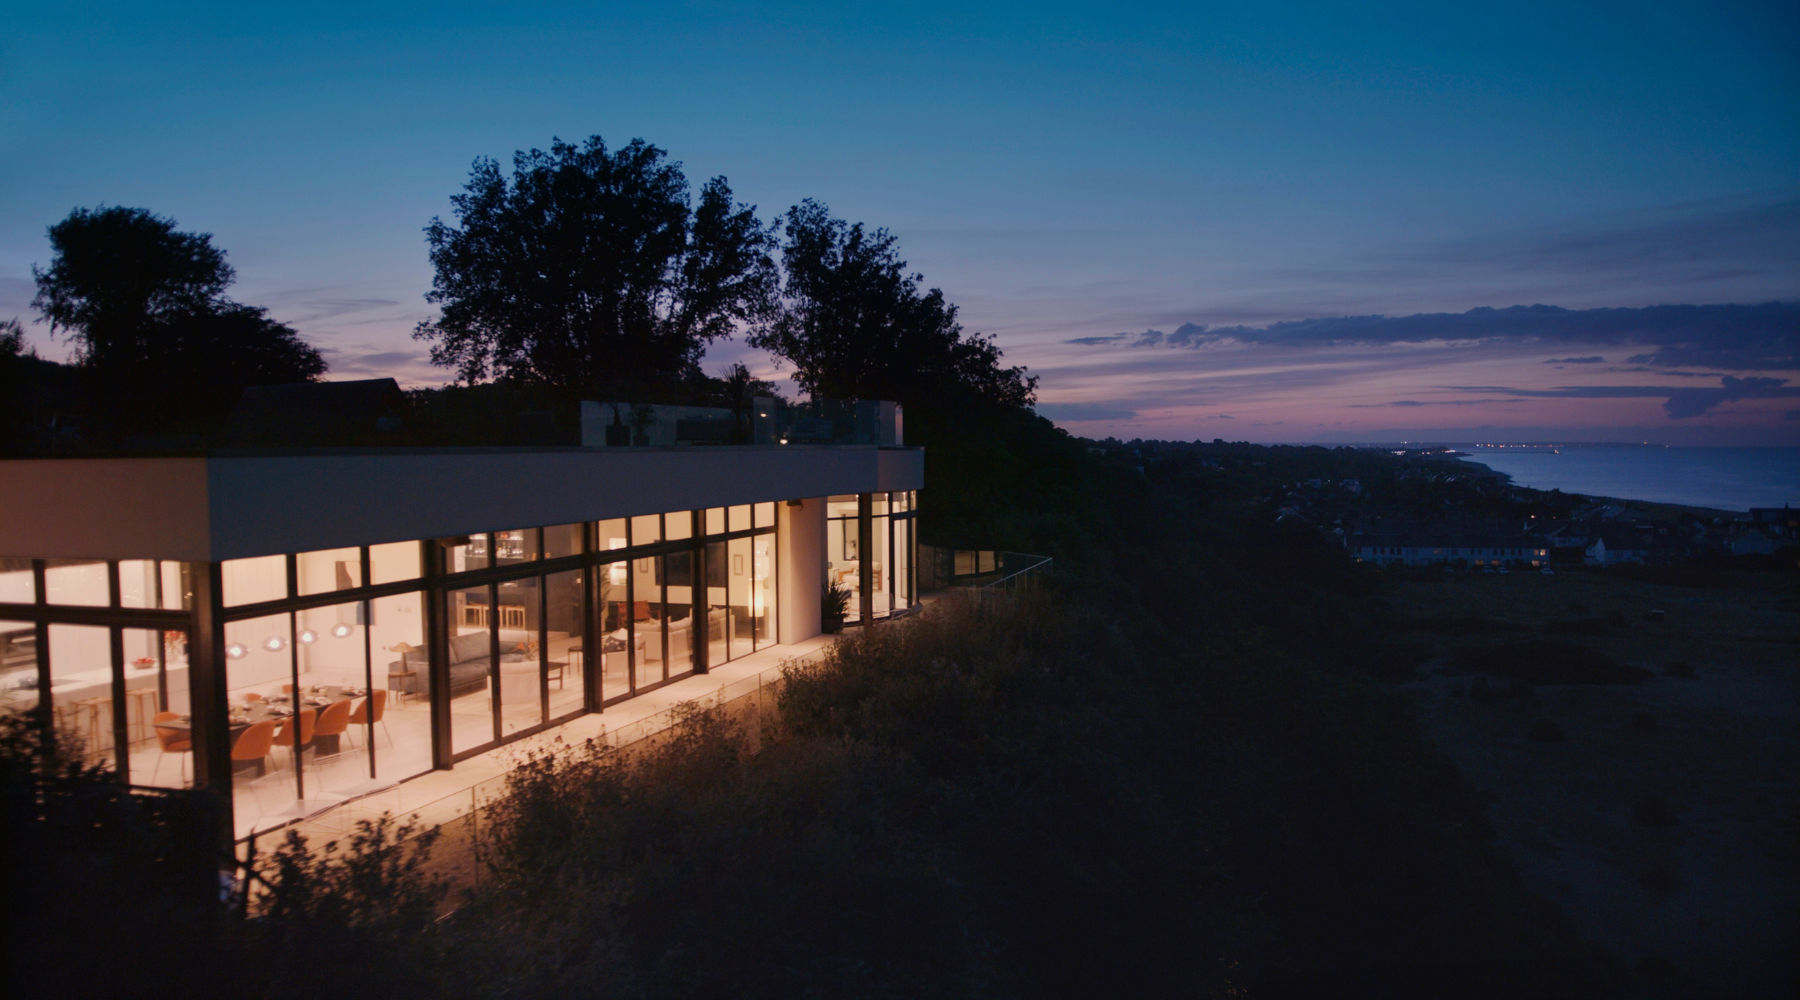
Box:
xmin=821 ymin=579 xmax=851 ymax=634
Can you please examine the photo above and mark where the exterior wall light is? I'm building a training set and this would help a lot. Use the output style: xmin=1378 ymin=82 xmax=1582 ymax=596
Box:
xmin=263 ymin=635 xmax=288 ymax=653
xmin=298 ymin=629 xmax=319 ymax=644
xmin=331 ymin=622 xmax=354 ymax=638
xmin=226 ymin=643 xmax=248 ymax=660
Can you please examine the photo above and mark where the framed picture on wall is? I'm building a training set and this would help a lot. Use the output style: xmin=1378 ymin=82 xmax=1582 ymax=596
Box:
xmin=843 ymin=533 xmax=859 ymax=561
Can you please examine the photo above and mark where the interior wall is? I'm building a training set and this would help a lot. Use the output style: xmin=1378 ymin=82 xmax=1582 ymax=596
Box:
xmin=777 ymin=498 xmax=823 ymax=645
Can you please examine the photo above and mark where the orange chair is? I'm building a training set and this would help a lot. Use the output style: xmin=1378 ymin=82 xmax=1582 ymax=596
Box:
xmin=347 ymin=690 xmax=390 ymax=748
xmin=230 ymin=719 xmax=278 ymax=775
xmin=150 ymin=711 xmax=193 ymax=786
xmin=312 ymin=699 xmax=353 ymax=754
xmin=244 ymin=692 xmax=263 ymax=703
xmin=270 ymin=708 xmax=316 ymax=770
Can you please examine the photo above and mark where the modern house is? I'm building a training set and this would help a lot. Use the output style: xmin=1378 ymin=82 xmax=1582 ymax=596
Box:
xmin=0 ymin=416 xmax=921 ymax=849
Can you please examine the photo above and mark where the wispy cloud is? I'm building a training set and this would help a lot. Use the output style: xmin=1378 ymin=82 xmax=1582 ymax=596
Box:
xmin=1033 ymin=402 xmax=1139 ymax=422
xmin=1545 ymin=356 xmax=1603 ymax=364
xmin=1064 ymin=302 xmax=1800 ymax=372
xmin=1448 ymin=376 xmax=1800 ymax=418
xmin=1347 ymin=398 xmax=1531 ymax=408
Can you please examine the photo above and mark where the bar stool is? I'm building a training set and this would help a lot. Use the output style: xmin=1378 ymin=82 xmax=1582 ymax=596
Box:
xmin=124 ymin=688 xmax=159 ymax=745
xmin=72 ymin=696 xmax=113 ymax=757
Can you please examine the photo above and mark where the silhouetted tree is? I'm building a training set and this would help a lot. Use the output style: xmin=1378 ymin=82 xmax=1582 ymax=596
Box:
xmin=751 ymin=199 xmax=1035 ymax=416
xmin=31 ymin=206 xmax=325 ymax=440
xmin=415 ymin=137 xmax=779 ymax=398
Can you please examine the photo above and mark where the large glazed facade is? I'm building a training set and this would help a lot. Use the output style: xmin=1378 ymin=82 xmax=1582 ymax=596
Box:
xmin=0 ymin=444 xmax=921 ymax=846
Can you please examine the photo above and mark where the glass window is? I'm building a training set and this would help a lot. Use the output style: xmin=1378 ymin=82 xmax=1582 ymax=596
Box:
xmin=632 ymin=554 xmax=664 ymax=686
xmin=223 ymin=554 xmax=287 ymax=607
xmin=827 ymin=508 xmax=861 ymax=623
xmin=663 ymin=551 xmax=695 ymax=677
xmin=596 ymin=519 xmax=629 ymax=554
xmin=443 ymin=535 xmax=488 ymax=574
xmin=495 ymin=529 xmax=539 ymax=566
xmin=754 ymin=502 xmax=775 ymax=529
xmin=119 ymin=560 xmax=157 ymax=608
xmin=728 ymin=505 xmax=750 ymax=532
xmin=447 ymin=585 xmax=493 ymax=754
xmin=371 ymin=591 xmax=431 ymax=785
xmin=162 ymin=562 xmax=192 ymax=610
xmin=495 ymin=576 xmax=542 ymax=736
xmin=631 ymin=514 xmax=661 ymax=546
xmin=664 ymin=510 xmax=694 ymax=541
xmin=297 ymin=547 xmax=362 ymax=597
xmin=50 ymin=623 xmax=114 ymax=771
xmin=870 ymin=511 xmax=890 ymax=617
xmin=728 ymin=536 xmax=752 ymax=660
xmin=44 ymin=559 xmax=108 ymax=606
xmin=294 ymin=601 xmax=369 ymax=798
xmin=597 ymin=556 xmax=631 ymax=702
xmin=704 ymin=541 xmax=728 ymax=667
xmin=827 ymin=495 xmax=859 ymax=518
xmin=370 ymin=541 xmax=421 ymax=585
xmin=705 ymin=507 xmax=724 ymax=535
xmin=544 ymin=570 xmax=585 ymax=720
xmin=0 ymin=620 xmax=37 ymax=721
xmin=224 ymin=613 xmax=301 ymax=838
xmin=544 ymin=523 xmax=584 ymax=559
xmin=892 ymin=518 xmax=912 ymax=612
xmin=752 ymin=534 xmax=776 ymax=649
xmin=891 ymin=492 xmax=910 ymax=513
xmin=0 ymin=560 xmax=32 ymax=604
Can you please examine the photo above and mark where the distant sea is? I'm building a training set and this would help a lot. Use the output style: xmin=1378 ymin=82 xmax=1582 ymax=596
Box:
xmin=1452 ymin=446 xmax=1799 ymax=512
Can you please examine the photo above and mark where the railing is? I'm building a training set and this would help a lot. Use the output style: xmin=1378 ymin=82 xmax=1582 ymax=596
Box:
xmin=972 ymin=552 xmax=1053 ymax=593
xmin=919 ymin=546 xmax=1053 ymax=592
xmin=239 ymin=645 xmax=835 ymax=865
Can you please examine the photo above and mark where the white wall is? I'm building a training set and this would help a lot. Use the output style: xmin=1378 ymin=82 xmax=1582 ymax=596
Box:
xmin=778 ymin=498 xmax=824 ymax=644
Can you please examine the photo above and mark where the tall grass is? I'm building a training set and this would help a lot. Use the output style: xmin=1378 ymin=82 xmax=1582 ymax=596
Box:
xmin=419 ymin=590 xmax=1619 ymax=998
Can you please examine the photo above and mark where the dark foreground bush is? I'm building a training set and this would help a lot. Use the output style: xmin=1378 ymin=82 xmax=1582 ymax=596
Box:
xmin=0 ymin=715 xmax=445 ymax=1000
xmin=1454 ymin=638 xmax=1652 ymax=685
xmin=406 ymin=594 xmax=1624 ymax=998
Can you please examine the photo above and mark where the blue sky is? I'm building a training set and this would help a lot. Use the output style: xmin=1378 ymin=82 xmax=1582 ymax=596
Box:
xmin=3 ymin=2 xmax=1796 ymax=442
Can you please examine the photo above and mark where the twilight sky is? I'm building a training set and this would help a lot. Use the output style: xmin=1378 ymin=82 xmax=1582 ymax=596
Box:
xmin=3 ymin=2 xmax=1797 ymax=444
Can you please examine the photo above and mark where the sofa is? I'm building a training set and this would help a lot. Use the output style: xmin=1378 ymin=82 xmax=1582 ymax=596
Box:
xmin=389 ymin=632 xmax=528 ymax=699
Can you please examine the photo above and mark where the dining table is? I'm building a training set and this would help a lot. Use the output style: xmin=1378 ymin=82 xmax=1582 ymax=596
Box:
xmin=157 ymin=687 xmax=368 ymax=770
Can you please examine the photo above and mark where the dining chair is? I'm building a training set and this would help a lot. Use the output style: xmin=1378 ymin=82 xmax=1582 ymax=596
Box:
xmin=230 ymin=719 xmax=278 ymax=775
xmin=150 ymin=711 xmax=193 ymax=786
xmin=270 ymin=708 xmax=316 ymax=771
xmin=312 ymin=699 xmax=353 ymax=755
xmin=347 ymin=690 xmax=391 ymax=748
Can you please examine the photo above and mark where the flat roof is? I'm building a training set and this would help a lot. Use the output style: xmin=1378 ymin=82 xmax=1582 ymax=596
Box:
xmin=0 ymin=445 xmax=924 ymax=562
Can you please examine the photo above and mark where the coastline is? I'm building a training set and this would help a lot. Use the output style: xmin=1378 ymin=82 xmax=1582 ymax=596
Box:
xmin=1447 ymin=447 xmax=1785 ymax=514
xmin=1450 ymin=456 xmax=1742 ymax=520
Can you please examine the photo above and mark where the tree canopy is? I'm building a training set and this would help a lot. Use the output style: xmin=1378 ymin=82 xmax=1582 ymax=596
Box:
xmin=415 ymin=137 xmax=779 ymax=397
xmin=751 ymin=199 xmax=1036 ymax=417
xmin=31 ymin=206 xmax=325 ymax=439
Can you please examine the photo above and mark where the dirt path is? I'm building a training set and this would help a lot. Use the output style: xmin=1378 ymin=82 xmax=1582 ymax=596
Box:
xmin=1389 ymin=572 xmax=1797 ymax=999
